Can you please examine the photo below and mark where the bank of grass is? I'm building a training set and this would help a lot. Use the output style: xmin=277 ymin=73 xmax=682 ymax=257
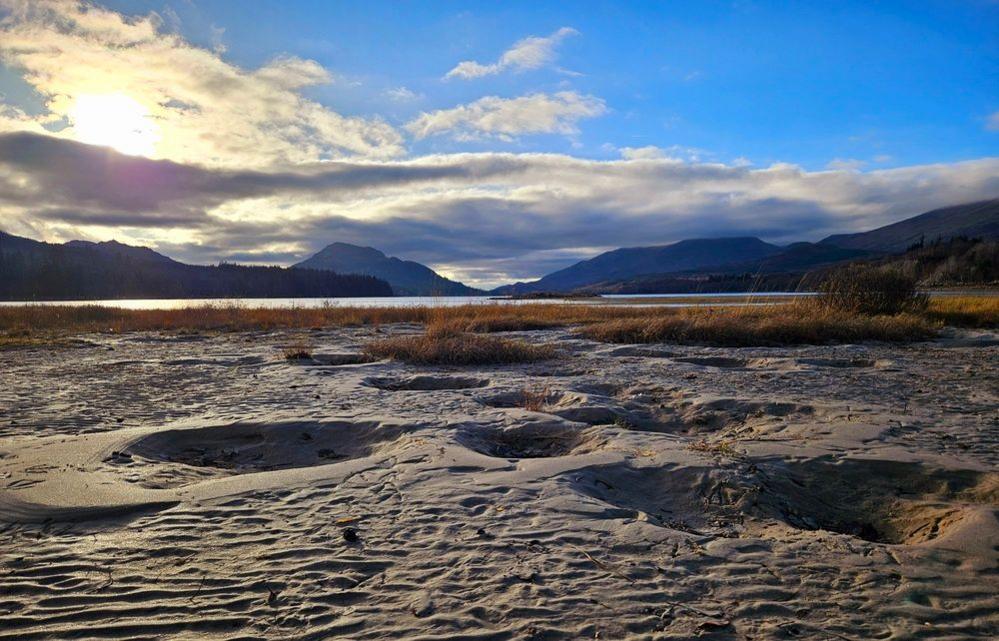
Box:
xmin=0 ymin=293 xmax=995 ymax=349
xmin=0 ymin=302 xmax=637 ymax=339
xmin=364 ymin=323 xmax=556 ymax=365
xmin=578 ymin=303 xmax=940 ymax=347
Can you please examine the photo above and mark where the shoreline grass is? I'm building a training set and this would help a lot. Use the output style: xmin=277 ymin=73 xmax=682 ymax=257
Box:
xmin=0 ymin=295 xmax=995 ymax=349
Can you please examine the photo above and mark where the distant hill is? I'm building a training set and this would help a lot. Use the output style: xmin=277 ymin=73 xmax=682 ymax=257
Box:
xmin=493 ymin=237 xmax=783 ymax=294
xmin=295 ymin=242 xmax=481 ymax=296
xmin=821 ymin=199 xmax=999 ymax=253
xmin=575 ymin=242 xmax=875 ymax=294
xmin=0 ymin=232 xmax=392 ymax=301
xmin=495 ymin=200 xmax=999 ymax=294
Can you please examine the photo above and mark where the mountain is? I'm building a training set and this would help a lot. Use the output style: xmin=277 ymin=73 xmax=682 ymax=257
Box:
xmin=0 ymin=232 xmax=393 ymax=300
xmin=821 ymin=199 xmax=999 ymax=253
xmin=295 ymin=242 xmax=481 ymax=296
xmin=493 ymin=237 xmax=783 ymax=294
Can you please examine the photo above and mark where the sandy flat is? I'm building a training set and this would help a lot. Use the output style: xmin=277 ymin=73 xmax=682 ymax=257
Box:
xmin=0 ymin=325 xmax=996 ymax=640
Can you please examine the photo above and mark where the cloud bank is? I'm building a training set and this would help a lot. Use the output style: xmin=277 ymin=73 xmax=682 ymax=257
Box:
xmin=2 ymin=131 xmax=996 ymax=287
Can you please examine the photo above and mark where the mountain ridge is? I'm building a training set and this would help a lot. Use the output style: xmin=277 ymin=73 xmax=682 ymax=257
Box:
xmin=0 ymin=232 xmax=392 ymax=301
xmin=495 ymin=199 xmax=999 ymax=294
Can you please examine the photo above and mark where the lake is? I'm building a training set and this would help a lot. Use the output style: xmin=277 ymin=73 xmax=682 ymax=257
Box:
xmin=0 ymin=292 xmax=818 ymax=310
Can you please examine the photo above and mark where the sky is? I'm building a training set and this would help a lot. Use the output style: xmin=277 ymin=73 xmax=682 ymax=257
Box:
xmin=0 ymin=0 xmax=997 ymax=287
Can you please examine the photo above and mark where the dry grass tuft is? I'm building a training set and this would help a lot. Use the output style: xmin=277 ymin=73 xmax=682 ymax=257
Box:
xmin=365 ymin=322 xmax=556 ymax=365
xmin=282 ymin=342 xmax=313 ymax=360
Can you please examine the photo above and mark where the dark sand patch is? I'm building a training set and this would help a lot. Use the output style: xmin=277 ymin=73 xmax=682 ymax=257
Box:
xmin=363 ymin=375 xmax=489 ymax=391
xmin=120 ymin=420 xmax=408 ymax=479
xmin=457 ymin=421 xmax=603 ymax=459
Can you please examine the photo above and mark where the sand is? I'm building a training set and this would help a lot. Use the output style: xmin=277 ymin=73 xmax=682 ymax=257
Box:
xmin=0 ymin=324 xmax=996 ymax=640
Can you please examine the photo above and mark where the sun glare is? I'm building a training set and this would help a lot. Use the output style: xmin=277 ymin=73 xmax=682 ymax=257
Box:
xmin=69 ymin=93 xmax=160 ymax=156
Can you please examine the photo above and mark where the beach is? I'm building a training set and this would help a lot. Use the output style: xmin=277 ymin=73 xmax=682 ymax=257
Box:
xmin=0 ymin=321 xmax=996 ymax=640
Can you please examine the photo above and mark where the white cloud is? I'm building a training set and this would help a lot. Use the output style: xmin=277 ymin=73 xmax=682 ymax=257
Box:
xmin=384 ymin=86 xmax=421 ymax=102
xmin=987 ymin=111 xmax=999 ymax=132
xmin=619 ymin=145 xmax=710 ymax=163
xmin=444 ymin=27 xmax=578 ymax=80
xmin=0 ymin=0 xmax=404 ymax=166
xmin=405 ymin=91 xmax=606 ymax=141
xmin=620 ymin=146 xmax=676 ymax=161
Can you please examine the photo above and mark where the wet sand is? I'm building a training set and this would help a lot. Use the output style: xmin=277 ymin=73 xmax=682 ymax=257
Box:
xmin=0 ymin=324 xmax=996 ymax=640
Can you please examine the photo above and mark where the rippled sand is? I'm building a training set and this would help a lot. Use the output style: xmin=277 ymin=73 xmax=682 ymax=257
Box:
xmin=1 ymin=325 xmax=996 ymax=640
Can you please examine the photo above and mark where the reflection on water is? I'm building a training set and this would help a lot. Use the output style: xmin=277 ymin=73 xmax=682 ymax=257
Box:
xmin=0 ymin=293 xmax=818 ymax=310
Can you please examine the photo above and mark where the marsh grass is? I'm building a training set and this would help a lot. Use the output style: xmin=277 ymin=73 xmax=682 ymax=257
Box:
xmin=0 ymin=302 xmax=638 ymax=339
xmin=0 ymin=294 xmax=994 ymax=349
xmin=925 ymin=296 xmax=999 ymax=328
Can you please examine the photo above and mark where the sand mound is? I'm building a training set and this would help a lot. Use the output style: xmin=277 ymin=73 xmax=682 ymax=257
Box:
xmin=363 ymin=374 xmax=489 ymax=391
xmin=123 ymin=420 xmax=408 ymax=475
xmin=750 ymin=458 xmax=999 ymax=544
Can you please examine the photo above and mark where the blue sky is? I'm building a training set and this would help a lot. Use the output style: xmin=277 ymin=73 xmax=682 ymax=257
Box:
xmin=0 ymin=1 xmax=997 ymax=286
xmin=90 ymin=0 xmax=999 ymax=169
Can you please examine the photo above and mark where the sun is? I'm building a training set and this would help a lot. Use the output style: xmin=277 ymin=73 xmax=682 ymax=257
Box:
xmin=69 ymin=93 xmax=160 ymax=156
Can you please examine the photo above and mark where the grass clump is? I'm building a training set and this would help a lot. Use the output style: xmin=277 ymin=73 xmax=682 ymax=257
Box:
xmin=283 ymin=342 xmax=313 ymax=360
xmin=817 ymin=264 xmax=928 ymax=315
xmin=364 ymin=323 xmax=556 ymax=365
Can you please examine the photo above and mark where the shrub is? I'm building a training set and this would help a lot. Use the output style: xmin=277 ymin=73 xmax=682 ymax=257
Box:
xmin=817 ymin=264 xmax=928 ymax=315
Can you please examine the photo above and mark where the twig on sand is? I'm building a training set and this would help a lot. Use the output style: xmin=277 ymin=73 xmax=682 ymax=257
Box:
xmin=189 ymin=574 xmax=207 ymax=602
xmin=91 ymin=566 xmax=114 ymax=592
xmin=569 ymin=544 xmax=635 ymax=584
